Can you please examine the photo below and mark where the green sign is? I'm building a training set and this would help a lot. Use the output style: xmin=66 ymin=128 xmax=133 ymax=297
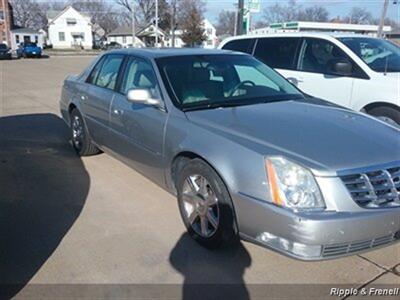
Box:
xmin=247 ymin=0 xmax=260 ymax=13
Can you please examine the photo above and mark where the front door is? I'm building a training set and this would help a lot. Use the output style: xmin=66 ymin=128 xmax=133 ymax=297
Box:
xmin=109 ymin=56 xmax=167 ymax=185
xmin=81 ymin=54 xmax=124 ymax=147
xmin=293 ymin=38 xmax=354 ymax=107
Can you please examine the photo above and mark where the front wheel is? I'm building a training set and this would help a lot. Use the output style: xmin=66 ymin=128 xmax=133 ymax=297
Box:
xmin=367 ymin=106 xmax=400 ymax=127
xmin=70 ymin=109 xmax=101 ymax=156
xmin=177 ymin=158 xmax=238 ymax=249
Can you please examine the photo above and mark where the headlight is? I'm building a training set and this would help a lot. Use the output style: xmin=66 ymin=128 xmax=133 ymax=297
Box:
xmin=265 ymin=157 xmax=325 ymax=211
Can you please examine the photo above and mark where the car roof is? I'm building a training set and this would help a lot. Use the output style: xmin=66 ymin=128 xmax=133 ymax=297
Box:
xmin=106 ymin=48 xmax=244 ymax=58
xmin=221 ymin=32 xmax=378 ymax=43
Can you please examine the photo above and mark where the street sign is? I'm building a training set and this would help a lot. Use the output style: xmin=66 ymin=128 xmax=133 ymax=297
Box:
xmin=247 ymin=0 xmax=260 ymax=13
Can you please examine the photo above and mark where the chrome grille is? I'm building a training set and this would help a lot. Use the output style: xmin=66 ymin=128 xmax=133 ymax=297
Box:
xmin=340 ymin=166 xmax=400 ymax=208
xmin=322 ymin=234 xmax=395 ymax=257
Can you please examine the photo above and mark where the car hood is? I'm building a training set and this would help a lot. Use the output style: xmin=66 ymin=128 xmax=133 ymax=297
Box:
xmin=185 ymin=100 xmax=400 ymax=176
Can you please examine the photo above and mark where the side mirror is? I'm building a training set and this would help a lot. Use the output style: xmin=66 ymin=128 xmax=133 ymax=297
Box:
xmin=329 ymin=59 xmax=352 ymax=76
xmin=126 ymin=89 xmax=162 ymax=107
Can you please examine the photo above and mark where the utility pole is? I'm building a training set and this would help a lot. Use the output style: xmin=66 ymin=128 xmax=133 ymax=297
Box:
xmin=155 ymin=0 xmax=159 ymax=47
xmin=236 ymin=0 xmax=244 ymax=35
xmin=131 ymin=0 xmax=136 ymax=47
xmin=378 ymin=0 xmax=389 ymax=38
xmin=170 ymin=0 xmax=177 ymax=47
xmin=2 ymin=0 xmax=10 ymax=46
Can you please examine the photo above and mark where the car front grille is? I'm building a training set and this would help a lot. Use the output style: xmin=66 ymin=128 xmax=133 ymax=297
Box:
xmin=340 ymin=166 xmax=400 ymax=208
xmin=322 ymin=234 xmax=396 ymax=258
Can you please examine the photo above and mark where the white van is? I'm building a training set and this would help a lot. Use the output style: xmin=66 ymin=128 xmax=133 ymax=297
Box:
xmin=220 ymin=33 xmax=400 ymax=125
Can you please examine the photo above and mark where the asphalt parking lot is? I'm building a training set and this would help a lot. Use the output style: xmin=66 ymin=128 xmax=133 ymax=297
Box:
xmin=0 ymin=57 xmax=399 ymax=299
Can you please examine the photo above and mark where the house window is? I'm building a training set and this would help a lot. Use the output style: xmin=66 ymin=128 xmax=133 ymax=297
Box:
xmin=0 ymin=11 xmax=4 ymax=20
xmin=122 ymin=36 xmax=126 ymax=43
xmin=35 ymin=35 xmax=38 ymax=43
xmin=207 ymin=40 xmax=212 ymax=45
xmin=66 ymin=18 xmax=77 ymax=26
xmin=207 ymin=28 xmax=212 ymax=35
xmin=16 ymin=35 xmax=20 ymax=44
xmin=59 ymin=32 xmax=65 ymax=42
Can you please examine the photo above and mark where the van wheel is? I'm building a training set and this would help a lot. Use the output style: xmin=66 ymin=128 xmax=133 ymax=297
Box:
xmin=177 ymin=158 xmax=238 ymax=249
xmin=70 ymin=109 xmax=101 ymax=156
xmin=367 ymin=106 xmax=400 ymax=126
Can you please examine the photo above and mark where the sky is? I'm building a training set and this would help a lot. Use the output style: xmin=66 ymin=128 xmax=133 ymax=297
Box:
xmin=42 ymin=0 xmax=400 ymax=24
xmin=204 ymin=0 xmax=400 ymax=23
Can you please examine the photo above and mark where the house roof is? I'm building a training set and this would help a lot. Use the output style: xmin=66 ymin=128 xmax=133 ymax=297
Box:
xmin=108 ymin=23 xmax=168 ymax=37
xmin=108 ymin=26 xmax=139 ymax=36
xmin=11 ymin=27 xmax=40 ymax=34
xmin=47 ymin=5 xmax=91 ymax=25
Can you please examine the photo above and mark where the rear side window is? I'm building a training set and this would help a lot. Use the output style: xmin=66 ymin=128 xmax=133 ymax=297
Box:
xmin=253 ymin=37 xmax=300 ymax=70
xmin=94 ymin=55 xmax=124 ymax=90
xmin=87 ymin=56 xmax=105 ymax=84
xmin=222 ymin=39 xmax=254 ymax=54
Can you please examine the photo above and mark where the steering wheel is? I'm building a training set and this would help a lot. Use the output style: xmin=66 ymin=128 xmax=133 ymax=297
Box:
xmin=229 ymin=80 xmax=256 ymax=97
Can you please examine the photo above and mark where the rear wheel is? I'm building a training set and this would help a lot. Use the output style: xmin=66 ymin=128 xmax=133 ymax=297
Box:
xmin=70 ymin=109 xmax=101 ymax=156
xmin=177 ymin=158 xmax=238 ymax=249
xmin=367 ymin=105 xmax=400 ymax=126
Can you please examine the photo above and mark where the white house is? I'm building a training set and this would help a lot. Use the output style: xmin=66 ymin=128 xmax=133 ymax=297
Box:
xmin=165 ymin=19 xmax=217 ymax=48
xmin=107 ymin=26 xmax=146 ymax=48
xmin=47 ymin=6 xmax=93 ymax=49
xmin=202 ymin=19 xmax=217 ymax=49
xmin=10 ymin=27 xmax=44 ymax=50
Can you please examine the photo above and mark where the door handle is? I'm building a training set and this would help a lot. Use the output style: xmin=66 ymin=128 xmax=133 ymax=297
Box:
xmin=113 ymin=108 xmax=124 ymax=115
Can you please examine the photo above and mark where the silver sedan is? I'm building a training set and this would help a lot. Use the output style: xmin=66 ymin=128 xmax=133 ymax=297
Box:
xmin=60 ymin=49 xmax=400 ymax=260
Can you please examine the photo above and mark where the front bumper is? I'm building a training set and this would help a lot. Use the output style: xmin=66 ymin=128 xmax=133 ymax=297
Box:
xmin=234 ymin=192 xmax=400 ymax=260
xmin=0 ymin=52 xmax=11 ymax=59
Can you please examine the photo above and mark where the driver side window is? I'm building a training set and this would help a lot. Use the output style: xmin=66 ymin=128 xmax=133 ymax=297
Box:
xmin=120 ymin=56 xmax=161 ymax=99
xmin=298 ymin=38 xmax=350 ymax=75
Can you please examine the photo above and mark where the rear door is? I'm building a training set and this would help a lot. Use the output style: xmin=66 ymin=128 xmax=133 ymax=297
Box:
xmin=81 ymin=54 xmax=124 ymax=147
xmin=252 ymin=37 xmax=301 ymax=83
xmin=294 ymin=38 xmax=354 ymax=106
xmin=108 ymin=55 xmax=167 ymax=185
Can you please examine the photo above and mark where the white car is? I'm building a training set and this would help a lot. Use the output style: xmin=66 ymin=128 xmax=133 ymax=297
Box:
xmin=220 ymin=33 xmax=400 ymax=125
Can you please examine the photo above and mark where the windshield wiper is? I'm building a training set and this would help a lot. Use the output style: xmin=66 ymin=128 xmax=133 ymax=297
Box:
xmin=182 ymin=96 xmax=301 ymax=112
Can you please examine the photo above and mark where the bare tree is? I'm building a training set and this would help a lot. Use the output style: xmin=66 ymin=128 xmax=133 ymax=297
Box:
xmin=216 ymin=10 xmax=236 ymax=36
xmin=10 ymin=0 xmax=49 ymax=29
xmin=299 ymin=6 xmax=329 ymax=22
xmin=115 ymin=0 xmax=170 ymax=29
xmin=346 ymin=7 xmax=374 ymax=24
xmin=263 ymin=0 xmax=302 ymax=24
xmin=71 ymin=0 xmax=122 ymax=35
xmin=179 ymin=0 xmax=206 ymax=47
xmin=262 ymin=0 xmax=330 ymax=24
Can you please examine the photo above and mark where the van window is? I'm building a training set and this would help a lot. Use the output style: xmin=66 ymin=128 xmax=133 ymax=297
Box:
xmin=253 ymin=37 xmax=300 ymax=70
xmin=222 ymin=39 xmax=254 ymax=54
xmin=298 ymin=38 xmax=350 ymax=75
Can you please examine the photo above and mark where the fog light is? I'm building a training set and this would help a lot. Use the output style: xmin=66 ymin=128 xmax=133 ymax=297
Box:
xmin=256 ymin=232 xmax=322 ymax=258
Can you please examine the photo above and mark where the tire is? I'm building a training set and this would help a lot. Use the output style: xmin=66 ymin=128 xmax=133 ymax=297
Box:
xmin=177 ymin=158 xmax=238 ymax=249
xmin=70 ymin=109 xmax=101 ymax=156
xmin=367 ymin=105 xmax=400 ymax=126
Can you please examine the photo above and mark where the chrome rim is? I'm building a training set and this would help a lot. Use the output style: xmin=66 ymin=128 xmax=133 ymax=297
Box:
xmin=71 ymin=115 xmax=84 ymax=150
xmin=181 ymin=174 xmax=219 ymax=238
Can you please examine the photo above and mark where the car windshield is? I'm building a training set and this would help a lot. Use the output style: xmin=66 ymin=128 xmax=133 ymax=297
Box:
xmin=0 ymin=44 xmax=7 ymax=49
xmin=156 ymin=54 xmax=304 ymax=111
xmin=339 ymin=37 xmax=400 ymax=73
xmin=25 ymin=42 xmax=37 ymax=47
